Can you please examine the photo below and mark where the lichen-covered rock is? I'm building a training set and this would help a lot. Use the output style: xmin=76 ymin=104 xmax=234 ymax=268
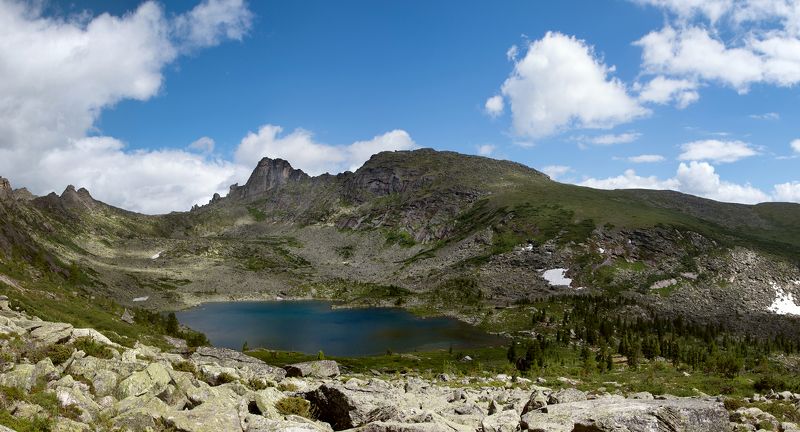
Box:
xmin=28 ymin=322 xmax=74 ymax=345
xmin=254 ymin=387 xmax=286 ymax=419
xmin=116 ymin=362 xmax=171 ymax=399
xmin=481 ymin=410 xmax=520 ymax=432
xmin=192 ymin=346 xmax=286 ymax=382
xmin=70 ymin=328 xmax=115 ymax=346
xmin=520 ymin=397 xmax=729 ymax=432
xmin=547 ymin=387 xmax=587 ymax=405
xmin=521 ymin=390 xmax=547 ymax=415
xmin=284 ymin=360 xmax=341 ymax=378
xmin=0 ymin=363 xmax=35 ymax=390
xmin=163 ymin=391 xmax=243 ymax=432
xmin=113 ymin=394 xmax=172 ymax=431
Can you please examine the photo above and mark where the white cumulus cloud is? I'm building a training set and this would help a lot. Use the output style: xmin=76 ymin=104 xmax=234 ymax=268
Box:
xmin=476 ymin=144 xmax=496 ymax=156
xmin=494 ymin=32 xmax=648 ymax=139
xmin=484 ymin=95 xmax=504 ymax=117
xmin=541 ymin=165 xmax=572 ymax=180
xmin=580 ymin=161 xmax=776 ymax=204
xmin=636 ymin=76 xmax=699 ymax=108
xmin=678 ymin=139 xmax=759 ymax=163
xmin=578 ymin=132 xmax=642 ymax=146
xmin=234 ymin=125 xmax=416 ymax=176
xmin=628 ymin=154 xmax=665 ymax=163
xmin=188 ymin=136 xmax=215 ymax=153
xmin=792 ymin=139 xmax=800 ymax=153
xmin=0 ymin=0 xmax=256 ymax=214
xmin=634 ymin=2 xmax=800 ymax=98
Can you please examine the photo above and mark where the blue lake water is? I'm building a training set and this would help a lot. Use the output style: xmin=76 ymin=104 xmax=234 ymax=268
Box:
xmin=175 ymin=301 xmax=504 ymax=357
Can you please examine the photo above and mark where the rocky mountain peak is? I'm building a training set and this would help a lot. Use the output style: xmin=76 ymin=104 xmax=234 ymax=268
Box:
xmin=60 ymin=185 xmax=98 ymax=210
xmin=0 ymin=176 xmax=11 ymax=200
xmin=229 ymin=157 xmax=309 ymax=200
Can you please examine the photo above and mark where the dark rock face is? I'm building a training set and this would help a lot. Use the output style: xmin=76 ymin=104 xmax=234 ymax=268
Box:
xmin=229 ymin=157 xmax=309 ymax=200
xmin=0 ymin=177 xmax=11 ymax=201
xmin=305 ymin=384 xmax=362 ymax=430
xmin=60 ymin=185 xmax=98 ymax=211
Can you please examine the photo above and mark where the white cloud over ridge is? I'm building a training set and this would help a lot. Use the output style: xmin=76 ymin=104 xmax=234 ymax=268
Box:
xmin=635 ymin=1 xmax=800 ymax=97
xmin=579 ymin=161 xmax=781 ymax=204
xmin=476 ymin=144 xmax=496 ymax=156
xmin=496 ymin=32 xmax=648 ymax=139
xmin=0 ymin=0 xmax=416 ymax=214
xmin=678 ymin=140 xmax=759 ymax=163
xmin=0 ymin=0 xmax=256 ymax=214
xmin=541 ymin=165 xmax=572 ymax=180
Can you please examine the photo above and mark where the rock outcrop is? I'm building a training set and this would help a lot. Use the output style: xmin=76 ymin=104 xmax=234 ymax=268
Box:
xmin=520 ymin=396 xmax=730 ymax=431
xmin=284 ymin=360 xmax=341 ymax=378
xmin=229 ymin=157 xmax=309 ymax=200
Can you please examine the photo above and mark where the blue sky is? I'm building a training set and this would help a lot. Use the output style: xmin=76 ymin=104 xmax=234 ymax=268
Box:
xmin=0 ymin=0 xmax=799 ymax=213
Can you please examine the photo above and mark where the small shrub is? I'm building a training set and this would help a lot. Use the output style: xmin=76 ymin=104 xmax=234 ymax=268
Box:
xmin=72 ymin=337 xmax=114 ymax=359
xmin=275 ymin=397 xmax=312 ymax=418
xmin=172 ymin=361 xmax=197 ymax=374
xmin=217 ymin=372 xmax=237 ymax=385
xmin=248 ymin=378 xmax=269 ymax=391
xmin=317 ymin=350 xmax=325 ymax=360
xmin=723 ymin=398 xmax=745 ymax=412
xmin=45 ymin=344 xmax=74 ymax=365
xmin=278 ymin=382 xmax=298 ymax=392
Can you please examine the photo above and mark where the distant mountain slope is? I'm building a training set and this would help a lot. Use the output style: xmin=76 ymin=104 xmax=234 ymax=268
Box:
xmin=1 ymin=149 xmax=799 ymax=338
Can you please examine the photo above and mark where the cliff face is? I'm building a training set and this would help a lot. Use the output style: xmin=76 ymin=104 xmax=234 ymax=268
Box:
xmin=0 ymin=176 xmax=11 ymax=201
xmin=228 ymin=157 xmax=310 ymax=200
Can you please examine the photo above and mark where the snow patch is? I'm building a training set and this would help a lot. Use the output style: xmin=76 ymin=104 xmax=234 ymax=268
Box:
xmin=768 ymin=288 xmax=800 ymax=316
xmin=151 ymin=251 xmax=162 ymax=260
xmin=597 ymin=247 xmax=605 ymax=254
xmin=542 ymin=268 xmax=572 ymax=287
xmin=132 ymin=296 xmax=149 ymax=302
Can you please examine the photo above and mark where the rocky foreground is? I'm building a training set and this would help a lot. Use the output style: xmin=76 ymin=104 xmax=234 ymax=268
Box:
xmin=0 ymin=298 xmax=798 ymax=432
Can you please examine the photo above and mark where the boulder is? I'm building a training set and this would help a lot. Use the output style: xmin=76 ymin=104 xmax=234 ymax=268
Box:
xmin=116 ymin=362 xmax=171 ymax=399
xmin=253 ymin=387 xmax=286 ymax=419
xmin=120 ymin=309 xmax=135 ymax=324
xmin=359 ymin=422 xmax=452 ymax=432
xmin=284 ymin=360 xmax=340 ymax=378
xmin=163 ymin=391 xmax=243 ymax=432
xmin=0 ymin=363 xmax=35 ymax=390
xmin=56 ymin=385 xmax=101 ymax=423
xmin=113 ymin=394 xmax=172 ymax=431
xmin=520 ymin=397 xmax=729 ymax=432
xmin=191 ymin=346 xmax=286 ymax=382
xmin=481 ymin=410 xmax=520 ymax=432
xmin=243 ymin=414 xmax=332 ymax=431
xmin=306 ymin=383 xmax=364 ymax=430
xmin=547 ymin=388 xmax=587 ymax=405
xmin=28 ymin=322 xmax=74 ymax=345
xmin=629 ymin=391 xmax=655 ymax=400
xmin=70 ymin=328 xmax=115 ymax=346
xmin=521 ymin=390 xmax=547 ymax=414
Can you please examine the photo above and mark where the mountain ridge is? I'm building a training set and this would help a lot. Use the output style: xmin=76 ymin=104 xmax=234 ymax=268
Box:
xmin=1 ymin=148 xmax=799 ymax=340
